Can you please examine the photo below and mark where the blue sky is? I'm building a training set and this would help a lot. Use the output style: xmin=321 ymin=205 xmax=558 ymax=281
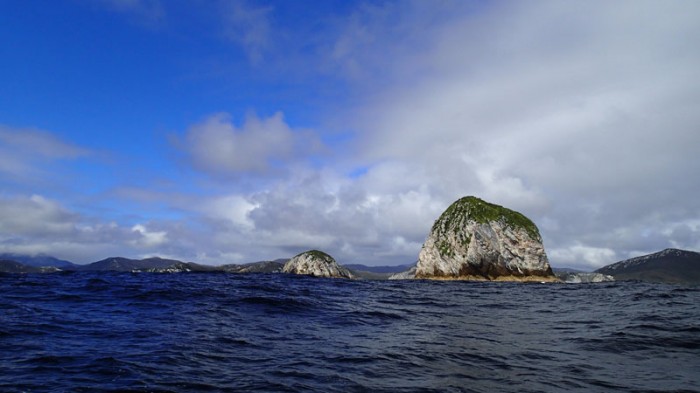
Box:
xmin=1 ymin=0 xmax=699 ymax=268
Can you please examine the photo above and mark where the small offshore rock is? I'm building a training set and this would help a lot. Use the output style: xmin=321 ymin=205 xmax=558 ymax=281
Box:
xmin=555 ymin=271 xmax=614 ymax=283
xmin=282 ymin=250 xmax=354 ymax=279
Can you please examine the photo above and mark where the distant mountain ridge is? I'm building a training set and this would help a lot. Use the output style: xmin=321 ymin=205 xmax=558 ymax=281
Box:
xmin=0 ymin=253 xmax=76 ymax=268
xmin=4 ymin=249 xmax=697 ymax=285
xmin=595 ymin=248 xmax=700 ymax=285
xmin=221 ymin=259 xmax=287 ymax=274
xmin=0 ymin=253 xmax=415 ymax=276
xmin=81 ymin=257 xmax=188 ymax=272
xmin=136 ymin=262 xmax=221 ymax=273
xmin=0 ymin=259 xmax=41 ymax=273
xmin=0 ymin=259 xmax=61 ymax=273
xmin=344 ymin=264 xmax=412 ymax=274
xmin=0 ymin=254 xmax=291 ymax=274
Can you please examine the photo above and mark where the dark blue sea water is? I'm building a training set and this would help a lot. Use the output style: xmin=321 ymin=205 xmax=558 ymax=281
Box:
xmin=1 ymin=272 xmax=698 ymax=392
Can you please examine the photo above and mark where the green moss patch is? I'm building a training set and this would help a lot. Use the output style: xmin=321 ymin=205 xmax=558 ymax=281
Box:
xmin=432 ymin=196 xmax=541 ymax=241
xmin=297 ymin=249 xmax=334 ymax=262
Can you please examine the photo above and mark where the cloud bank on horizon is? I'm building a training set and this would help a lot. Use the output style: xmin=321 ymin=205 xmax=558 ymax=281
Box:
xmin=0 ymin=0 xmax=698 ymax=269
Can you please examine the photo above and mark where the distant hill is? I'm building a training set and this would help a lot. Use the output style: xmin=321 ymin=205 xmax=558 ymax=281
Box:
xmin=135 ymin=262 xmax=222 ymax=273
xmin=347 ymin=269 xmax=392 ymax=280
xmin=80 ymin=257 xmax=188 ymax=272
xmin=0 ymin=255 xmax=291 ymax=274
xmin=595 ymin=248 xmax=700 ymax=285
xmin=344 ymin=264 xmax=412 ymax=274
xmin=345 ymin=264 xmax=415 ymax=280
xmin=222 ymin=259 xmax=287 ymax=274
xmin=0 ymin=259 xmax=61 ymax=273
xmin=0 ymin=253 xmax=76 ymax=268
xmin=552 ymin=267 xmax=588 ymax=274
xmin=0 ymin=259 xmax=40 ymax=273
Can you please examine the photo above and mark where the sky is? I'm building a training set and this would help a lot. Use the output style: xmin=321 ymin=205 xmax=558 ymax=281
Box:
xmin=1 ymin=0 xmax=699 ymax=269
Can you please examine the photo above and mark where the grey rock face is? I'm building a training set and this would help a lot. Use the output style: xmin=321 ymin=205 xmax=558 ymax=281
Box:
xmin=416 ymin=196 xmax=556 ymax=281
xmin=282 ymin=250 xmax=354 ymax=279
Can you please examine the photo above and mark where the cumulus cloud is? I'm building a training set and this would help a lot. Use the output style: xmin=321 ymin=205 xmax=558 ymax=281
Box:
xmin=131 ymin=224 xmax=168 ymax=247
xmin=0 ymin=194 xmax=177 ymax=264
xmin=180 ymin=112 xmax=322 ymax=177
xmin=201 ymin=195 xmax=256 ymax=229
xmin=0 ymin=194 xmax=112 ymax=262
xmin=220 ymin=170 xmax=443 ymax=265
xmin=548 ymin=245 xmax=617 ymax=270
xmin=0 ymin=195 xmax=79 ymax=237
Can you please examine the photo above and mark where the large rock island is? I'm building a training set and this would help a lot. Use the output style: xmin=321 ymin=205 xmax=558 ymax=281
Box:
xmin=415 ymin=196 xmax=557 ymax=281
xmin=282 ymin=250 xmax=354 ymax=279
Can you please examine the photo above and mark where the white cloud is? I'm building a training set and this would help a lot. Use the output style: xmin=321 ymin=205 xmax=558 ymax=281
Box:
xmin=221 ymin=170 xmax=445 ymax=265
xmin=181 ymin=112 xmax=322 ymax=177
xmin=0 ymin=194 xmax=124 ymax=263
xmin=199 ymin=195 xmax=256 ymax=230
xmin=548 ymin=245 xmax=617 ymax=270
xmin=0 ymin=194 xmax=174 ymax=264
xmin=0 ymin=194 xmax=78 ymax=237
xmin=131 ymin=224 xmax=168 ymax=247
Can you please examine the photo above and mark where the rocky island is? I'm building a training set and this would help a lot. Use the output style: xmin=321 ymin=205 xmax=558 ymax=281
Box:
xmin=414 ymin=196 xmax=557 ymax=281
xmin=282 ymin=250 xmax=354 ymax=279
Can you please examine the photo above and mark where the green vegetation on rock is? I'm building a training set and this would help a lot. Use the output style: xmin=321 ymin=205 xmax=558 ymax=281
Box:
xmin=299 ymin=249 xmax=334 ymax=261
xmin=432 ymin=196 xmax=541 ymax=241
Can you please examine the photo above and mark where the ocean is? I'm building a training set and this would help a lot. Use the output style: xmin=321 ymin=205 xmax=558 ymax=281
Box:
xmin=1 ymin=272 xmax=698 ymax=392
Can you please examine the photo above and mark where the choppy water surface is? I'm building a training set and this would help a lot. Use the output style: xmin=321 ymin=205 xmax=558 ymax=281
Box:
xmin=1 ymin=272 xmax=698 ymax=392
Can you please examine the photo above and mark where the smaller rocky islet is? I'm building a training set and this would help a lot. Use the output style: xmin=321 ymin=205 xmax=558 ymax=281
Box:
xmin=282 ymin=250 xmax=354 ymax=279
